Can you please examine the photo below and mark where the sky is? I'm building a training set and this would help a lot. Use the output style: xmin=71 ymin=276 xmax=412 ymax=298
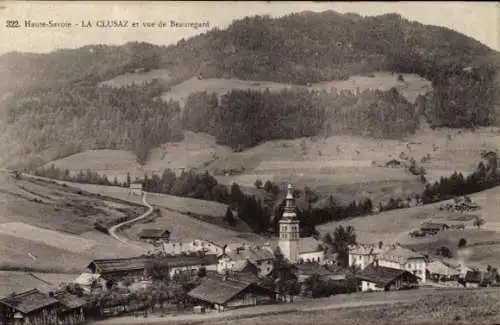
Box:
xmin=0 ymin=1 xmax=498 ymax=54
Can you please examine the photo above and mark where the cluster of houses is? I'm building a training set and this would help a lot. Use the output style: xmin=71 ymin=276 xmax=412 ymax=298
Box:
xmin=0 ymin=289 xmax=87 ymax=325
xmin=2 ymin=184 xmax=497 ymax=324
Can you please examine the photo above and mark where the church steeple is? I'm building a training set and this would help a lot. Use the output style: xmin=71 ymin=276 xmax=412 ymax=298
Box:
xmin=278 ymin=183 xmax=300 ymax=263
xmin=283 ymin=184 xmax=297 ymax=219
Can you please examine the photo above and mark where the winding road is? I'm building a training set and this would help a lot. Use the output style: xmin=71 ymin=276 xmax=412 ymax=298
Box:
xmin=108 ymin=192 xmax=154 ymax=251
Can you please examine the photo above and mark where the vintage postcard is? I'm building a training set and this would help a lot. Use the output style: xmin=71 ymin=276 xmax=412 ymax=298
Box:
xmin=0 ymin=1 xmax=499 ymax=324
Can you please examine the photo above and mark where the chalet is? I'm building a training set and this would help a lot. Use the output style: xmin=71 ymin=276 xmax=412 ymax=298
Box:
xmin=129 ymin=181 xmax=143 ymax=196
xmin=87 ymin=256 xmax=151 ymax=281
xmin=137 ymin=228 xmax=171 ymax=242
xmin=348 ymin=244 xmax=384 ymax=270
xmin=188 ymin=277 xmax=276 ymax=312
xmin=87 ymin=254 xmax=219 ymax=281
xmin=463 ymin=270 xmax=497 ymax=288
xmin=378 ymin=245 xmax=427 ymax=282
xmin=51 ymin=291 xmax=87 ymax=325
xmin=293 ymin=263 xmax=343 ymax=283
xmin=356 ymin=265 xmax=420 ymax=292
xmin=426 ymin=260 xmax=460 ymax=282
xmin=218 ymin=246 xmax=275 ymax=277
xmin=420 ymin=222 xmax=449 ymax=234
xmin=0 ymin=289 xmax=60 ymax=325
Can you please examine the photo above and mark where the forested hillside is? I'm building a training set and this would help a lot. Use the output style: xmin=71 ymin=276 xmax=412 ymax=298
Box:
xmin=0 ymin=11 xmax=498 ymax=168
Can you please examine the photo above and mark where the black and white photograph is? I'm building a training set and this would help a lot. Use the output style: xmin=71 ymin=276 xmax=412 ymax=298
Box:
xmin=0 ymin=1 xmax=499 ymax=324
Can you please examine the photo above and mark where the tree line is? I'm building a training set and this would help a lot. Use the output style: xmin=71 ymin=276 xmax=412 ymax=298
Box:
xmin=182 ymin=87 xmax=419 ymax=151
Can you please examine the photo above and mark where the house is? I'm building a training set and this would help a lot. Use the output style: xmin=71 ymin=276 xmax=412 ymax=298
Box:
xmin=137 ymin=228 xmax=171 ymax=242
xmin=129 ymin=181 xmax=143 ymax=196
xmin=356 ymin=264 xmax=420 ymax=292
xmin=377 ymin=245 xmax=427 ymax=282
xmin=0 ymin=289 xmax=60 ymax=325
xmin=348 ymin=244 xmax=384 ymax=270
xmin=463 ymin=270 xmax=497 ymax=288
xmin=162 ymin=239 xmax=224 ymax=256
xmin=420 ymin=222 xmax=449 ymax=234
xmin=218 ymin=246 xmax=275 ymax=277
xmin=51 ymin=291 xmax=87 ymax=325
xmin=426 ymin=260 xmax=460 ymax=282
xmin=293 ymin=263 xmax=345 ymax=283
xmin=187 ymin=277 xmax=276 ymax=312
xmin=87 ymin=254 xmax=219 ymax=281
xmin=167 ymin=254 xmax=219 ymax=278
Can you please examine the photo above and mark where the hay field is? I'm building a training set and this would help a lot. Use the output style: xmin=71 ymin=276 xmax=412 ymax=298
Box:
xmin=0 ymin=271 xmax=78 ymax=298
xmin=46 ymin=131 xmax=232 ymax=183
xmin=160 ymin=72 xmax=431 ymax=107
xmin=197 ymin=288 xmax=500 ymax=325
xmin=99 ymin=69 xmax=173 ymax=88
xmin=0 ymin=222 xmax=96 ymax=253
xmin=61 ymin=182 xmax=229 ymax=218
xmin=124 ymin=207 xmax=264 ymax=246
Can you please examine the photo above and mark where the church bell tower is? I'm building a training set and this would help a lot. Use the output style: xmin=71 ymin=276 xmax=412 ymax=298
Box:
xmin=278 ymin=184 xmax=300 ymax=264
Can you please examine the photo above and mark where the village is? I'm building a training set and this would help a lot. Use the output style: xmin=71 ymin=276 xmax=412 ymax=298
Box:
xmin=1 ymin=183 xmax=498 ymax=325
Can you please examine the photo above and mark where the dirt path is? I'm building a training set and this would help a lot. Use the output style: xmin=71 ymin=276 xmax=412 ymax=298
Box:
xmin=108 ymin=193 xmax=153 ymax=252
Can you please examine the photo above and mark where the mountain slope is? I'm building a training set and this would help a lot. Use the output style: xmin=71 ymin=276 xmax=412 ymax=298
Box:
xmin=0 ymin=11 xmax=497 ymax=169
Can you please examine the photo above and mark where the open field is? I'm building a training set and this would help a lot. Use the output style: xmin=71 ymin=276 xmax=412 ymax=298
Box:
xmin=93 ymin=287 xmax=500 ymax=325
xmin=0 ymin=271 xmax=79 ymax=298
xmin=124 ymin=207 xmax=264 ymax=246
xmin=45 ymin=126 xmax=500 ymax=208
xmin=55 ymin=182 xmax=229 ymax=218
xmin=0 ymin=172 xmax=151 ymax=273
xmin=197 ymin=288 xmax=500 ymax=325
xmin=45 ymin=131 xmax=232 ymax=183
xmin=159 ymin=72 xmax=431 ymax=107
xmin=99 ymin=69 xmax=173 ymax=88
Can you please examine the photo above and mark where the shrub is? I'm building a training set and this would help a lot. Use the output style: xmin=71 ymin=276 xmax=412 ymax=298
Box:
xmin=458 ymin=238 xmax=467 ymax=248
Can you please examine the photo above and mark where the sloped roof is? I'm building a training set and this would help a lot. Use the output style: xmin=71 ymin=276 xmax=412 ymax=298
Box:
xmin=73 ymin=273 xmax=101 ymax=286
xmin=379 ymin=245 xmax=425 ymax=264
xmin=52 ymin=292 xmax=87 ymax=310
xmin=88 ymin=254 xmax=218 ymax=274
xmin=188 ymin=277 xmax=252 ymax=305
xmin=137 ymin=228 xmax=170 ymax=238
xmin=356 ymin=265 xmax=418 ymax=287
xmin=427 ymin=260 xmax=460 ymax=277
xmin=231 ymin=260 xmax=259 ymax=274
xmin=421 ymin=222 xmax=449 ymax=230
xmin=349 ymin=244 xmax=384 ymax=256
xmin=298 ymin=237 xmax=323 ymax=254
xmin=225 ymin=247 xmax=274 ymax=263
xmin=0 ymin=289 xmax=59 ymax=314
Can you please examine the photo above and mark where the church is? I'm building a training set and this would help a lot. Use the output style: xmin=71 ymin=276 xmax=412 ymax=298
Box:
xmin=272 ymin=184 xmax=325 ymax=264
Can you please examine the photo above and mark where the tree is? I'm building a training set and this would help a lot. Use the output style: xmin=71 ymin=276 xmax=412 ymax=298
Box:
xmin=145 ymin=258 xmax=170 ymax=282
xmin=126 ymin=172 xmax=131 ymax=187
xmin=224 ymin=207 xmax=236 ymax=226
xmin=197 ymin=266 xmax=207 ymax=278
xmin=333 ymin=225 xmax=357 ymax=267
xmin=254 ymin=179 xmax=263 ymax=189
xmin=458 ymin=238 xmax=467 ymax=248
xmin=474 ymin=217 xmax=485 ymax=229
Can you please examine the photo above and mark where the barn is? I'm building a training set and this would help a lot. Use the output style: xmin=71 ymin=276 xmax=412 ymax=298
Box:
xmin=188 ymin=277 xmax=276 ymax=311
xmin=137 ymin=228 xmax=171 ymax=242
xmin=0 ymin=289 xmax=60 ymax=325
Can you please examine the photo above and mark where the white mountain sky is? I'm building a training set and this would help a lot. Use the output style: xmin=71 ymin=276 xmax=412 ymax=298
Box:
xmin=0 ymin=1 xmax=498 ymax=54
